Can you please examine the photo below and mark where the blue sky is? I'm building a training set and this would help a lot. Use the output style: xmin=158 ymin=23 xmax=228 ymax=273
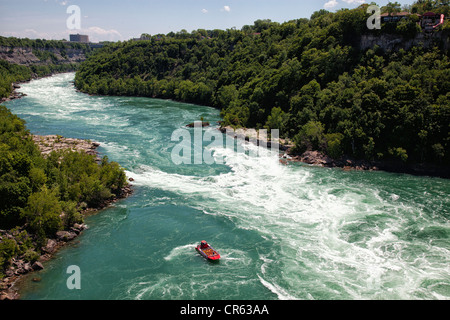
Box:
xmin=0 ymin=0 xmax=415 ymax=42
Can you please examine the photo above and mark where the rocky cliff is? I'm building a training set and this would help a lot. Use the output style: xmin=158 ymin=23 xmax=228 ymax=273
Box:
xmin=360 ymin=30 xmax=450 ymax=52
xmin=0 ymin=46 xmax=87 ymax=66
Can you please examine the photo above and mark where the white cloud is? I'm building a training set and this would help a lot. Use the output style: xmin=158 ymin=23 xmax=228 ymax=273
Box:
xmin=2 ymin=26 xmax=123 ymax=43
xmin=324 ymin=0 xmax=365 ymax=10
xmin=83 ymin=26 xmax=123 ymax=42
xmin=223 ymin=5 xmax=231 ymax=13
xmin=201 ymin=8 xmax=208 ymax=14
xmin=342 ymin=0 xmax=366 ymax=4
xmin=2 ymin=29 xmax=54 ymax=40
xmin=324 ymin=0 xmax=338 ymax=9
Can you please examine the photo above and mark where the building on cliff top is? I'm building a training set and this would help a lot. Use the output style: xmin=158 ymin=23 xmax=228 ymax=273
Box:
xmin=380 ymin=11 xmax=446 ymax=32
xmin=70 ymin=34 xmax=89 ymax=43
xmin=380 ymin=11 xmax=415 ymax=23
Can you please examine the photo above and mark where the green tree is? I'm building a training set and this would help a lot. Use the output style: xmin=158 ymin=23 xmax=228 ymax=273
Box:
xmin=22 ymin=186 xmax=62 ymax=239
xmin=293 ymin=120 xmax=325 ymax=154
xmin=265 ymin=107 xmax=287 ymax=135
xmin=325 ymin=133 xmax=345 ymax=159
xmin=71 ymin=2 xmax=450 ymax=166
xmin=0 ymin=238 xmax=17 ymax=274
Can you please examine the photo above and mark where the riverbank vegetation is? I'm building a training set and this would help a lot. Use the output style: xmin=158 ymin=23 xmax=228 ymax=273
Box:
xmin=0 ymin=60 xmax=80 ymax=99
xmin=0 ymin=36 xmax=93 ymax=100
xmin=75 ymin=1 xmax=449 ymax=167
xmin=0 ymin=106 xmax=128 ymax=279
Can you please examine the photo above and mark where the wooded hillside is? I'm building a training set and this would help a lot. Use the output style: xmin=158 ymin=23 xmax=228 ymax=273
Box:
xmin=75 ymin=2 xmax=449 ymax=166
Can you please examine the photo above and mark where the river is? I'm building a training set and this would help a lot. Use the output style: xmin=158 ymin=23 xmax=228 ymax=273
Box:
xmin=6 ymin=73 xmax=450 ymax=300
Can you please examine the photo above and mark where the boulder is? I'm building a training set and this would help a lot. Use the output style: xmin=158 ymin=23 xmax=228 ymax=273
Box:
xmin=73 ymin=223 xmax=87 ymax=232
xmin=300 ymin=151 xmax=333 ymax=166
xmin=42 ymin=239 xmax=58 ymax=253
xmin=32 ymin=261 xmax=44 ymax=271
xmin=56 ymin=231 xmax=77 ymax=242
xmin=0 ymin=291 xmax=18 ymax=300
xmin=24 ymin=263 xmax=33 ymax=273
xmin=70 ymin=226 xmax=81 ymax=235
xmin=186 ymin=121 xmax=210 ymax=128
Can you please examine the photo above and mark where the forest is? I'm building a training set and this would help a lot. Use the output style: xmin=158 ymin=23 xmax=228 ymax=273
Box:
xmin=0 ymin=106 xmax=127 ymax=277
xmin=0 ymin=36 xmax=92 ymax=50
xmin=0 ymin=60 xmax=80 ymax=99
xmin=0 ymin=36 xmax=92 ymax=99
xmin=75 ymin=1 xmax=449 ymax=166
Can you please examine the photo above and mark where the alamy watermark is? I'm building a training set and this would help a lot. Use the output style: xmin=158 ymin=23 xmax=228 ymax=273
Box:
xmin=367 ymin=5 xmax=381 ymax=30
xmin=63 ymin=4 xmax=380 ymax=167
xmin=66 ymin=5 xmax=81 ymax=30
xmin=66 ymin=265 xmax=81 ymax=290
xmin=170 ymin=122 xmax=280 ymax=165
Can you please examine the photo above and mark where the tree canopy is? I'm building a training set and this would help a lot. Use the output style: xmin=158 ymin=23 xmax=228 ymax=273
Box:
xmin=0 ymin=36 xmax=93 ymax=99
xmin=0 ymin=106 xmax=127 ymax=276
xmin=75 ymin=1 xmax=449 ymax=166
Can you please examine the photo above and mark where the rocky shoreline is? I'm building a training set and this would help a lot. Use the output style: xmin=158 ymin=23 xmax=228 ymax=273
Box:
xmin=220 ymin=125 xmax=449 ymax=179
xmin=0 ymin=83 xmax=27 ymax=103
xmin=0 ymin=71 xmax=76 ymax=104
xmin=284 ymin=149 xmax=450 ymax=179
xmin=0 ymin=135 xmax=133 ymax=300
xmin=32 ymin=135 xmax=101 ymax=160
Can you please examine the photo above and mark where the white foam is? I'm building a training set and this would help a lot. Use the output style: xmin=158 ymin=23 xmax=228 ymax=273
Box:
xmin=125 ymin=139 xmax=450 ymax=299
xmin=164 ymin=243 xmax=198 ymax=261
xmin=19 ymin=73 xmax=448 ymax=299
xmin=257 ymin=275 xmax=298 ymax=300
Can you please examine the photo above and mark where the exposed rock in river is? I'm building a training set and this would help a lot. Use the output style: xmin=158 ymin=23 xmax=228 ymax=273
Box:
xmin=219 ymin=126 xmax=448 ymax=178
xmin=186 ymin=121 xmax=210 ymax=128
xmin=32 ymin=135 xmax=101 ymax=161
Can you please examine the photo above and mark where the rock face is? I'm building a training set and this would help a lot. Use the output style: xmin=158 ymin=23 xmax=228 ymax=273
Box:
xmin=359 ymin=30 xmax=450 ymax=52
xmin=0 ymin=46 xmax=87 ymax=66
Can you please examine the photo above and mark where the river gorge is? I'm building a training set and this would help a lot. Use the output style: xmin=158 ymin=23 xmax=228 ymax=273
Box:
xmin=6 ymin=73 xmax=449 ymax=300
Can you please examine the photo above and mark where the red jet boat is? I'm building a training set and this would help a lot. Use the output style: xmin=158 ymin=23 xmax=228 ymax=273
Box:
xmin=195 ymin=240 xmax=221 ymax=261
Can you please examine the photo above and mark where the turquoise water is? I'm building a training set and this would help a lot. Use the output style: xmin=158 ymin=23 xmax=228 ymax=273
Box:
xmin=6 ymin=73 xmax=450 ymax=300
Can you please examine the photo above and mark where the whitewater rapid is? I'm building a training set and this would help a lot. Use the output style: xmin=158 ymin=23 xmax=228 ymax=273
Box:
xmin=10 ymin=73 xmax=450 ymax=300
xmin=126 ymin=140 xmax=449 ymax=300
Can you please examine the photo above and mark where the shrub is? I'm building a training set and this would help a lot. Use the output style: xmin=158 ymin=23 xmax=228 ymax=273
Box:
xmin=293 ymin=120 xmax=325 ymax=154
xmin=389 ymin=147 xmax=409 ymax=162
xmin=22 ymin=187 xmax=62 ymax=239
xmin=0 ymin=238 xmax=17 ymax=271
xmin=325 ymin=133 xmax=344 ymax=159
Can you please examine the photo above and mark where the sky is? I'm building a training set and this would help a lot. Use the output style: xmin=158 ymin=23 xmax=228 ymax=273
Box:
xmin=0 ymin=0 xmax=416 ymax=42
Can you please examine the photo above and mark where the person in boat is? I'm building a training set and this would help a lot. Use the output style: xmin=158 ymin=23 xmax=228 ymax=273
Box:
xmin=200 ymin=241 xmax=208 ymax=249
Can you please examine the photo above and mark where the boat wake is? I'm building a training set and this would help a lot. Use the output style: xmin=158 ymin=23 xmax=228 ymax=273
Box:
xmin=125 ymin=145 xmax=450 ymax=300
xmin=163 ymin=243 xmax=198 ymax=261
xmin=13 ymin=73 xmax=450 ymax=300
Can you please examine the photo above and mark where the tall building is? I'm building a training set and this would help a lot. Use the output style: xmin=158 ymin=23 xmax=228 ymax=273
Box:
xmin=70 ymin=34 xmax=89 ymax=43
